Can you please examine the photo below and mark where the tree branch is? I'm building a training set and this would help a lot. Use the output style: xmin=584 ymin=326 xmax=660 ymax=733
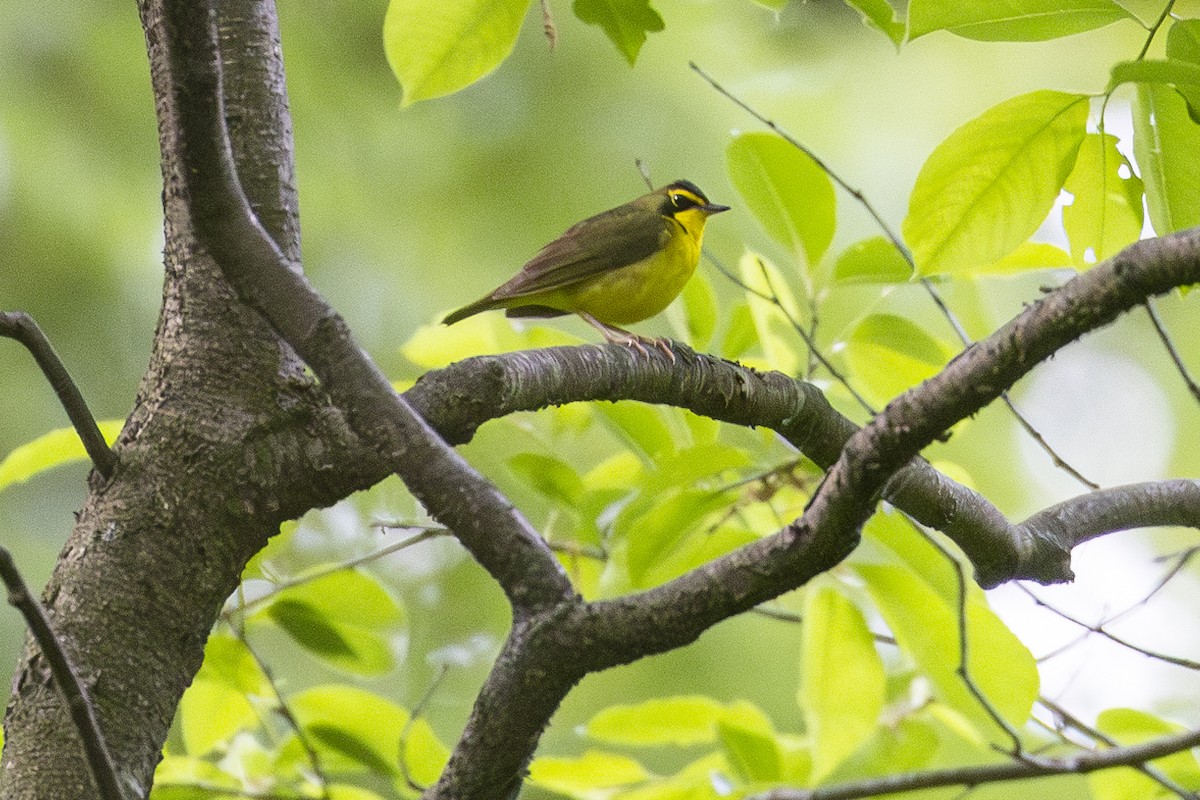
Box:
xmin=0 ymin=547 xmax=124 ymax=800
xmin=0 ymin=312 xmax=117 ymax=478
xmin=158 ymin=0 xmax=573 ymax=613
xmin=752 ymin=725 xmax=1200 ymax=800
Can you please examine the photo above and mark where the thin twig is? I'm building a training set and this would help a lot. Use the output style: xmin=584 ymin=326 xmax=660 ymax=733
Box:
xmin=1038 ymin=696 xmax=1196 ymax=799
xmin=539 ymin=0 xmax=557 ymax=50
xmin=904 ymin=517 xmax=1027 ymax=753
xmin=221 ymin=526 xmax=446 ymax=620
xmin=921 ymin=273 xmax=1098 ymax=490
xmin=0 ymin=547 xmax=125 ymax=800
xmin=750 ymin=604 xmax=897 ymax=644
xmin=1019 ymin=584 xmax=1200 ymax=670
xmin=689 ymin=62 xmax=909 ymax=261
xmin=1146 ymin=299 xmax=1200 ymax=404
xmin=237 ymin=633 xmax=332 ymax=799
xmin=0 ymin=312 xmax=117 ymax=478
xmin=399 ymin=665 xmax=450 ymax=792
xmin=752 ymin=724 xmax=1200 ymax=800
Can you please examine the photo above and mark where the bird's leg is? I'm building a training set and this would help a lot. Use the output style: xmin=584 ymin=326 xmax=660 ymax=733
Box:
xmin=577 ymin=312 xmax=675 ymax=363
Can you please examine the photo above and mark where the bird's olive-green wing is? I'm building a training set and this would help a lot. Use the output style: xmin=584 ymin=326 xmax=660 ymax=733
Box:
xmin=488 ymin=201 xmax=672 ymax=300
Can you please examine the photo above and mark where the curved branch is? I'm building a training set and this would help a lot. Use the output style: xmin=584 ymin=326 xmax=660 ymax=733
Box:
xmin=1021 ymin=479 xmax=1200 ymax=551
xmin=753 ymin=725 xmax=1200 ymax=800
xmin=0 ymin=312 xmax=117 ymax=478
xmin=158 ymin=0 xmax=572 ymax=613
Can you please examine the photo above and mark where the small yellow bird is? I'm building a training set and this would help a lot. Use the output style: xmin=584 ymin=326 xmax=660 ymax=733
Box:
xmin=443 ymin=180 xmax=729 ymax=357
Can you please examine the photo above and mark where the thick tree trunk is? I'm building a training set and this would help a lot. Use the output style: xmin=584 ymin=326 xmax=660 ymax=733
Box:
xmin=0 ymin=2 xmax=383 ymax=796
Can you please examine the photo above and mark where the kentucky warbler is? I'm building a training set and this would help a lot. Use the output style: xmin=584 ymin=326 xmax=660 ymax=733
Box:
xmin=443 ymin=180 xmax=729 ymax=357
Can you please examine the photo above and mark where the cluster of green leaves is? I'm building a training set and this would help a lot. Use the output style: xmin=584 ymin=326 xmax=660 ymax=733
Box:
xmin=149 ymin=522 xmax=451 ymax=800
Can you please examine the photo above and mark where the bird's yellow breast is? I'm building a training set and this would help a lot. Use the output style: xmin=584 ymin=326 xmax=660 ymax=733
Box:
xmin=564 ymin=214 xmax=705 ymax=325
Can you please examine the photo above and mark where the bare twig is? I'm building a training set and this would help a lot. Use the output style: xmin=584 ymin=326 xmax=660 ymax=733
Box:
xmin=221 ymin=526 xmax=446 ymax=620
xmin=918 ymin=281 xmax=1099 ymax=489
xmin=239 ymin=634 xmax=331 ymax=798
xmin=1146 ymin=299 xmax=1200 ymax=404
xmin=904 ymin=518 xmax=1026 ymax=753
xmin=1038 ymin=696 xmax=1195 ymax=799
xmin=1019 ymin=584 xmax=1200 ymax=670
xmin=752 ymin=724 xmax=1200 ymax=800
xmin=399 ymin=665 xmax=450 ymax=792
xmin=0 ymin=312 xmax=117 ymax=478
xmin=539 ymin=0 xmax=557 ymax=50
xmin=0 ymin=547 xmax=125 ymax=800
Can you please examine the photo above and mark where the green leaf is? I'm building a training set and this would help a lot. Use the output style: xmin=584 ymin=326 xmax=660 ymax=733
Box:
xmin=587 ymin=696 xmax=767 ymax=746
xmin=739 ymin=251 xmax=804 ymax=375
xmin=1135 ymin=83 xmax=1200 ymax=235
xmin=721 ymin=303 xmax=758 ymax=362
xmin=717 ymin=717 xmax=782 ymax=782
xmin=596 ymin=401 xmax=678 ymax=461
xmin=844 ymin=0 xmax=905 ymax=45
xmin=255 ymin=570 xmax=403 ymax=675
xmin=508 ymin=453 xmax=584 ymax=505
xmin=821 ymin=719 xmax=939 ymax=783
xmin=573 ymin=0 xmax=665 ymax=65
xmin=843 ymin=314 xmax=954 ymax=406
xmin=831 ymin=237 xmax=913 ymax=284
xmin=727 ymin=132 xmax=837 ymax=275
xmin=800 ymin=585 xmax=884 ymax=782
xmin=178 ymin=634 xmax=268 ymax=756
xmin=857 ymin=563 xmax=1038 ymax=738
xmin=1168 ymin=19 xmax=1200 ymax=65
xmin=0 ymin=420 xmax=122 ymax=493
xmin=152 ymin=756 xmax=241 ymax=799
xmin=902 ymin=90 xmax=1088 ymax=276
xmin=1091 ymin=709 xmax=1200 ymax=799
xmin=383 ymin=0 xmax=530 ymax=106
xmin=624 ymin=489 xmax=735 ymax=588
xmin=528 ymin=750 xmax=650 ymax=794
xmin=1063 ymin=133 xmax=1143 ymax=267
xmin=291 ymin=685 xmax=448 ymax=782
xmin=974 ymin=241 xmax=1073 ymax=275
xmin=1111 ymin=59 xmax=1200 ymax=123
xmin=909 ymin=0 xmax=1132 ymax=41
xmin=681 ymin=269 xmax=719 ymax=350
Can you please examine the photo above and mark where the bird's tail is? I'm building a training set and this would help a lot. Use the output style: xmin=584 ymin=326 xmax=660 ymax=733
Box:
xmin=442 ymin=296 xmax=502 ymax=325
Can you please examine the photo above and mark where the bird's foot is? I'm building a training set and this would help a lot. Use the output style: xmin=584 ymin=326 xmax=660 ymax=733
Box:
xmin=578 ymin=313 xmax=676 ymax=363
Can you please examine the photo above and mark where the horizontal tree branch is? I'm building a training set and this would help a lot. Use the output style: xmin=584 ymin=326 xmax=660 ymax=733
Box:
xmin=754 ymin=725 xmax=1200 ymax=800
xmin=0 ymin=311 xmax=117 ymax=478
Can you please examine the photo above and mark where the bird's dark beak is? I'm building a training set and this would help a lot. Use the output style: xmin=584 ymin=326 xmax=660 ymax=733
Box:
xmin=703 ymin=203 xmax=731 ymax=214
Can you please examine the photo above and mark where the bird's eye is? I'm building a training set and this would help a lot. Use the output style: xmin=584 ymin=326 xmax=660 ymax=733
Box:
xmin=670 ymin=193 xmax=699 ymax=211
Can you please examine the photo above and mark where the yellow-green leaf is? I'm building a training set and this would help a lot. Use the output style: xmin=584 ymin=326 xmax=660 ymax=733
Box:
xmin=831 ymin=236 xmax=913 ymax=284
xmin=586 ymin=696 xmax=767 ymax=746
xmin=909 ymin=0 xmax=1132 ymax=42
xmin=843 ymin=314 xmax=955 ymax=406
xmin=573 ymin=0 xmax=665 ymax=65
xmin=0 ymin=420 xmax=122 ymax=493
xmin=383 ymin=0 xmax=531 ymax=106
xmin=857 ymin=563 xmax=1038 ymax=738
xmin=800 ymin=584 xmax=884 ymax=782
xmin=1063 ymin=133 xmax=1143 ymax=267
xmin=1134 ymin=84 xmax=1200 ymax=235
xmin=728 ymin=132 xmax=837 ymax=278
xmin=845 ymin=0 xmax=904 ymax=45
xmin=528 ymin=750 xmax=650 ymax=794
xmin=903 ymin=91 xmax=1088 ymax=276
xmin=739 ymin=251 xmax=804 ymax=376
xmin=974 ymin=241 xmax=1072 ymax=275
